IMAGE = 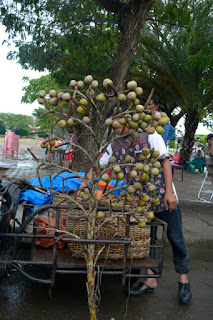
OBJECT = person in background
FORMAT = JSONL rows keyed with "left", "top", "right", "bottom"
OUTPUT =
{"left": 204, "top": 133, "right": 213, "bottom": 176}
{"left": 147, "top": 95, "right": 175, "bottom": 147}
{"left": 193, "top": 149, "right": 204, "bottom": 160}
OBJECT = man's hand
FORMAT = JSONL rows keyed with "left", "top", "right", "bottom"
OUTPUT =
{"left": 164, "top": 191, "right": 178, "bottom": 212}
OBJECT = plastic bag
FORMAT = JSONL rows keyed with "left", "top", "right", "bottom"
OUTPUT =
{"left": 35, "top": 217, "right": 66, "bottom": 249}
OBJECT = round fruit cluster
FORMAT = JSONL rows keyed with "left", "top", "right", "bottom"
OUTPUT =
{"left": 38, "top": 76, "right": 170, "bottom": 227}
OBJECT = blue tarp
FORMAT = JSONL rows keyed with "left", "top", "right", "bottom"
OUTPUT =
{"left": 19, "top": 172, "right": 124, "bottom": 207}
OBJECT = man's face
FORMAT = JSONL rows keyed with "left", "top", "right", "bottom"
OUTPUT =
{"left": 147, "top": 99, "right": 159, "bottom": 111}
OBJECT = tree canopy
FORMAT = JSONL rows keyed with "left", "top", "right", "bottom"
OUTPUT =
{"left": 0, "top": 113, "right": 34, "bottom": 136}
{"left": 1, "top": 0, "right": 212, "bottom": 162}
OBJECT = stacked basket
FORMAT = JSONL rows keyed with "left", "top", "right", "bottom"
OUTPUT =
{"left": 52, "top": 193, "right": 150, "bottom": 260}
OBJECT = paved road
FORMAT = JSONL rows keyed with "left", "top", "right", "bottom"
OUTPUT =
{"left": 0, "top": 259, "right": 212, "bottom": 320}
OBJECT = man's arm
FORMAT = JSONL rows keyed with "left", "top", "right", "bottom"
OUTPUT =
{"left": 77, "top": 168, "right": 93, "bottom": 196}
{"left": 162, "top": 158, "right": 178, "bottom": 212}
{"left": 209, "top": 138, "right": 213, "bottom": 157}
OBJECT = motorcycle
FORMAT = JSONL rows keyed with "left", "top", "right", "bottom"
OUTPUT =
{"left": 0, "top": 179, "right": 49, "bottom": 253}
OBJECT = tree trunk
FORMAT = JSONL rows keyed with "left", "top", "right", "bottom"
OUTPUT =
{"left": 179, "top": 114, "right": 199, "bottom": 165}
{"left": 109, "top": 0, "right": 154, "bottom": 94}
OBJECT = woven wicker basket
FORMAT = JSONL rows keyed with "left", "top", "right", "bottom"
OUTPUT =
{"left": 52, "top": 193, "right": 130, "bottom": 218}
{"left": 66, "top": 209, "right": 150, "bottom": 260}
{"left": 52, "top": 193, "right": 77, "bottom": 218}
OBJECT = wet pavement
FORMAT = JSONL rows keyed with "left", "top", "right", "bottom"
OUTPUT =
{"left": 0, "top": 260, "right": 212, "bottom": 320}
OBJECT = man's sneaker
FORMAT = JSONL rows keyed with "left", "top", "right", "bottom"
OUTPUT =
{"left": 178, "top": 282, "right": 192, "bottom": 304}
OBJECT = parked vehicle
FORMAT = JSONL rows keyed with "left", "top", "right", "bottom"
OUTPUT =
{"left": 0, "top": 179, "right": 167, "bottom": 287}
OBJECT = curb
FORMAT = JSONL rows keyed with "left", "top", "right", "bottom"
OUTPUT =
{"left": 179, "top": 199, "right": 213, "bottom": 214}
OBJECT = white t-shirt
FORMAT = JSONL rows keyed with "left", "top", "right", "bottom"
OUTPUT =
{"left": 100, "top": 131, "right": 167, "bottom": 167}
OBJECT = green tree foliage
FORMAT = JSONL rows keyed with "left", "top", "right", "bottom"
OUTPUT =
{"left": 131, "top": 0, "right": 213, "bottom": 163}
{"left": 0, "top": 0, "right": 154, "bottom": 91}
{"left": 0, "top": 120, "right": 6, "bottom": 135}
{"left": 0, "top": 113, "right": 34, "bottom": 136}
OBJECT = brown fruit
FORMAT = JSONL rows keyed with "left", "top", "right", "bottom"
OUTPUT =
{"left": 80, "top": 98, "right": 88, "bottom": 106}
{"left": 125, "top": 155, "right": 132, "bottom": 162}
{"left": 127, "top": 186, "right": 136, "bottom": 194}
{"left": 113, "top": 165, "right": 121, "bottom": 173}
{"left": 133, "top": 98, "right": 140, "bottom": 106}
{"left": 67, "top": 118, "right": 74, "bottom": 126}
{"left": 152, "top": 111, "right": 161, "bottom": 120}
{"left": 148, "top": 184, "right": 156, "bottom": 192}
{"left": 97, "top": 211, "right": 105, "bottom": 218}
{"left": 120, "top": 190, "right": 127, "bottom": 197}
{"left": 37, "top": 98, "right": 45, "bottom": 104}
{"left": 135, "top": 162, "right": 144, "bottom": 171}
{"left": 138, "top": 220, "right": 146, "bottom": 228}
{"left": 57, "top": 92, "right": 64, "bottom": 100}
{"left": 127, "top": 91, "right": 136, "bottom": 100}
{"left": 153, "top": 161, "right": 161, "bottom": 169}
{"left": 139, "top": 153, "right": 148, "bottom": 161}
{"left": 156, "top": 126, "right": 165, "bottom": 134}
{"left": 70, "top": 80, "right": 77, "bottom": 87}
{"left": 152, "top": 150, "right": 160, "bottom": 158}
{"left": 49, "top": 89, "right": 57, "bottom": 98}
{"left": 127, "top": 80, "right": 137, "bottom": 90}
{"left": 62, "top": 93, "right": 71, "bottom": 101}
{"left": 105, "top": 118, "right": 113, "bottom": 126}
{"left": 117, "top": 172, "right": 124, "bottom": 180}
{"left": 38, "top": 90, "right": 46, "bottom": 98}
{"left": 96, "top": 93, "right": 105, "bottom": 102}
{"left": 103, "top": 78, "right": 113, "bottom": 88}
{"left": 50, "top": 97, "right": 58, "bottom": 106}
{"left": 135, "top": 87, "right": 143, "bottom": 96}
{"left": 158, "top": 117, "right": 169, "bottom": 126}
{"left": 77, "top": 106, "right": 86, "bottom": 114}
{"left": 112, "top": 120, "right": 120, "bottom": 129}
{"left": 139, "top": 122, "right": 148, "bottom": 130}
{"left": 132, "top": 132, "right": 140, "bottom": 140}
{"left": 40, "top": 142, "right": 48, "bottom": 148}
{"left": 136, "top": 104, "right": 144, "bottom": 113}
{"left": 151, "top": 168, "right": 159, "bottom": 176}
{"left": 152, "top": 197, "right": 160, "bottom": 205}
{"left": 133, "top": 113, "right": 140, "bottom": 122}
{"left": 142, "top": 147, "right": 150, "bottom": 156}
{"left": 134, "top": 182, "right": 142, "bottom": 190}
{"left": 77, "top": 81, "right": 84, "bottom": 89}
{"left": 136, "top": 206, "right": 144, "bottom": 214}
{"left": 146, "top": 125, "right": 155, "bottom": 134}
{"left": 49, "top": 140, "right": 55, "bottom": 146}
{"left": 130, "top": 170, "right": 138, "bottom": 179}
{"left": 82, "top": 116, "right": 90, "bottom": 124}
{"left": 118, "top": 118, "right": 127, "bottom": 125}
{"left": 146, "top": 211, "right": 155, "bottom": 220}
{"left": 144, "top": 114, "right": 152, "bottom": 122}
{"left": 58, "top": 119, "right": 67, "bottom": 128}
{"left": 84, "top": 75, "right": 93, "bottom": 83}
{"left": 91, "top": 80, "right": 98, "bottom": 88}
{"left": 117, "top": 93, "right": 127, "bottom": 101}
{"left": 101, "top": 173, "right": 111, "bottom": 183}
{"left": 126, "top": 194, "right": 135, "bottom": 202}
{"left": 109, "top": 156, "right": 116, "bottom": 163}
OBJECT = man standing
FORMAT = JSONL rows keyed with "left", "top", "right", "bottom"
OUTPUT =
{"left": 147, "top": 95, "right": 175, "bottom": 147}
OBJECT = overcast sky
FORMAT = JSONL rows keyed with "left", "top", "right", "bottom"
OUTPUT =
{"left": 0, "top": 26, "right": 211, "bottom": 135}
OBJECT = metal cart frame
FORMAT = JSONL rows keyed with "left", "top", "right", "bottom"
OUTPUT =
{"left": 0, "top": 203, "right": 167, "bottom": 287}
